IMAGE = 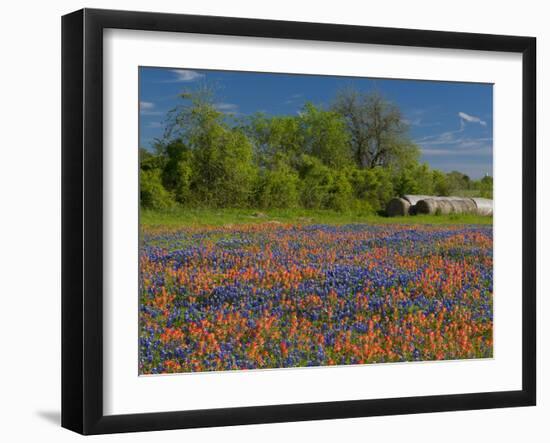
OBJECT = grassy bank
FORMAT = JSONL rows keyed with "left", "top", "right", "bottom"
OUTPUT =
{"left": 141, "top": 207, "right": 493, "bottom": 227}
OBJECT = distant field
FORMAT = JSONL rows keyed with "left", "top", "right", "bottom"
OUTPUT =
{"left": 141, "top": 207, "right": 493, "bottom": 227}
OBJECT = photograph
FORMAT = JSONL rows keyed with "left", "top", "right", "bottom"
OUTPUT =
{"left": 0, "top": 0, "right": 543, "bottom": 439}
{"left": 138, "top": 67, "right": 494, "bottom": 375}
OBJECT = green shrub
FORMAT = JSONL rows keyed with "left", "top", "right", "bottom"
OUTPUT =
{"left": 432, "top": 170, "right": 450, "bottom": 196}
{"left": 351, "top": 198, "right": 375, "bottom": 215}
{"left": 326, "top": 172, "right": 354, "bottom": 211}
{"left": 161, "top": 141, "right": 194, "bottom": 205}
{"left": 297, "top": 155, "right": 333, "bottom": 209}
{"left": 140, "top": 169, "right": 174, "bottom": 209}
{"left": 393, "top": 168, "right": 421, "bottom": 196}
{"left": 192, "top": 127, "right": 257, "bottom": 207}
{"left": 257, "top": 165, "right": 300, "bottom": 209}
{"left": 348, "top": 167, "right": 394, "bottom": 212}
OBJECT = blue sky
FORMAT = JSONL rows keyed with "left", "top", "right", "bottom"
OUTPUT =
{"left": 139, "top": 67, "right": 493, "bottom": 179}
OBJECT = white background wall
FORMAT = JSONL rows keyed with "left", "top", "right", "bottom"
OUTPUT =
{"left": 0, "top": 0, "right": 546, "bottom": 441}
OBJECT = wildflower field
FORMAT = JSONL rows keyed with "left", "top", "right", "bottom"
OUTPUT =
{"left": 139, "top": 222, "right": 493, "bottom": 374}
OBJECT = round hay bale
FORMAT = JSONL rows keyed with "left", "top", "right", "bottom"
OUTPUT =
{"left": 411, "top": 196, "right": 490, "bottom": 216}
{"left": 386, "top": 197, "right": 411, "bottom": 217}
{"left": 463, "top": 199, "right": 478, "bottom": 213}
{"left": 448, "top": 199, "right": 462, "bottom": 213}
{"left": 403, "top": 195, "right": 432, "bottom": 206}
{"left": 416, "top": 198, "right": 438, "bottom": 215}
{"left": 437, "top": 199, "right": 453, "bottom": 215}
{"left": 417, "top": 197, "right": 479, "bottom": 215}
{"left": 471, "top": 198, "right": 493, "bottom": 216}
{"left": 448, "top": 199, "right": 477, "bottom": 214}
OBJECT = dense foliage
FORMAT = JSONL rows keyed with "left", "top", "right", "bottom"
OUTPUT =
{"left": 140, "top": 88, "right": 493, "bottom": 212}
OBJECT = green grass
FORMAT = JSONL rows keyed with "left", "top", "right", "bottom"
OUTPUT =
{"left": 141, "top": 207, "right": 493, "bottom": 227}
{"left": 452, "top": 189, "right": 492, "bottom": 198}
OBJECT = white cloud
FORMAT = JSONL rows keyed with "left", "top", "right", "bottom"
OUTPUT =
{"left": 421, "top": 145, "right": 492, "bottom": 156}
{"left": 403, "top": 117, "right": 422, "bottom": 126}
{"left": 417, "top": 131, "right": 492, "bottom": 147}
{"left": 416, "top": 118, "right": 492, "bottom": 157}
{"left": 458, "top": 111, "right": 487, "bottom": 126}
{"left": 418, "top": 134, "right": 492, "bottom": 157}
{"left": 139, "top": 101, "right": 163, "bottom": 116}
{"left": 402, "top": 108, "right": 442, "bottom": 128}
{"left": 415, "top": 109, "right": 491, "bottom": 156}
{"left": 140, "top": 101, "right": 154, "bottom": 111}
{"left": 168, "top": 69, "right": 204, "bottom": 82}
{"left": 214, "top": 102, "right": 239, "bottom": 113}
{"left": 284, "top": 93, "right": 305, "bottom": 105}
{"left": 416, "top": 128, "right": 463, "bottom": 145}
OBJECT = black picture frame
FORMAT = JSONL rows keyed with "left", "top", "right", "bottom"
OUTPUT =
{"left": 62, "top": 8, "right": 536, "bottom": 435}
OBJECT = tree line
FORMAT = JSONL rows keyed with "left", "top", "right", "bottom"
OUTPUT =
{"left": 140, "top": 86, "right": 493, "bottom": 213}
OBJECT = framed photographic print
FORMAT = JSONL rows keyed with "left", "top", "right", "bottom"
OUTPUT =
{"left": 61, "top": 8, "right": 536, "bottom": 435}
